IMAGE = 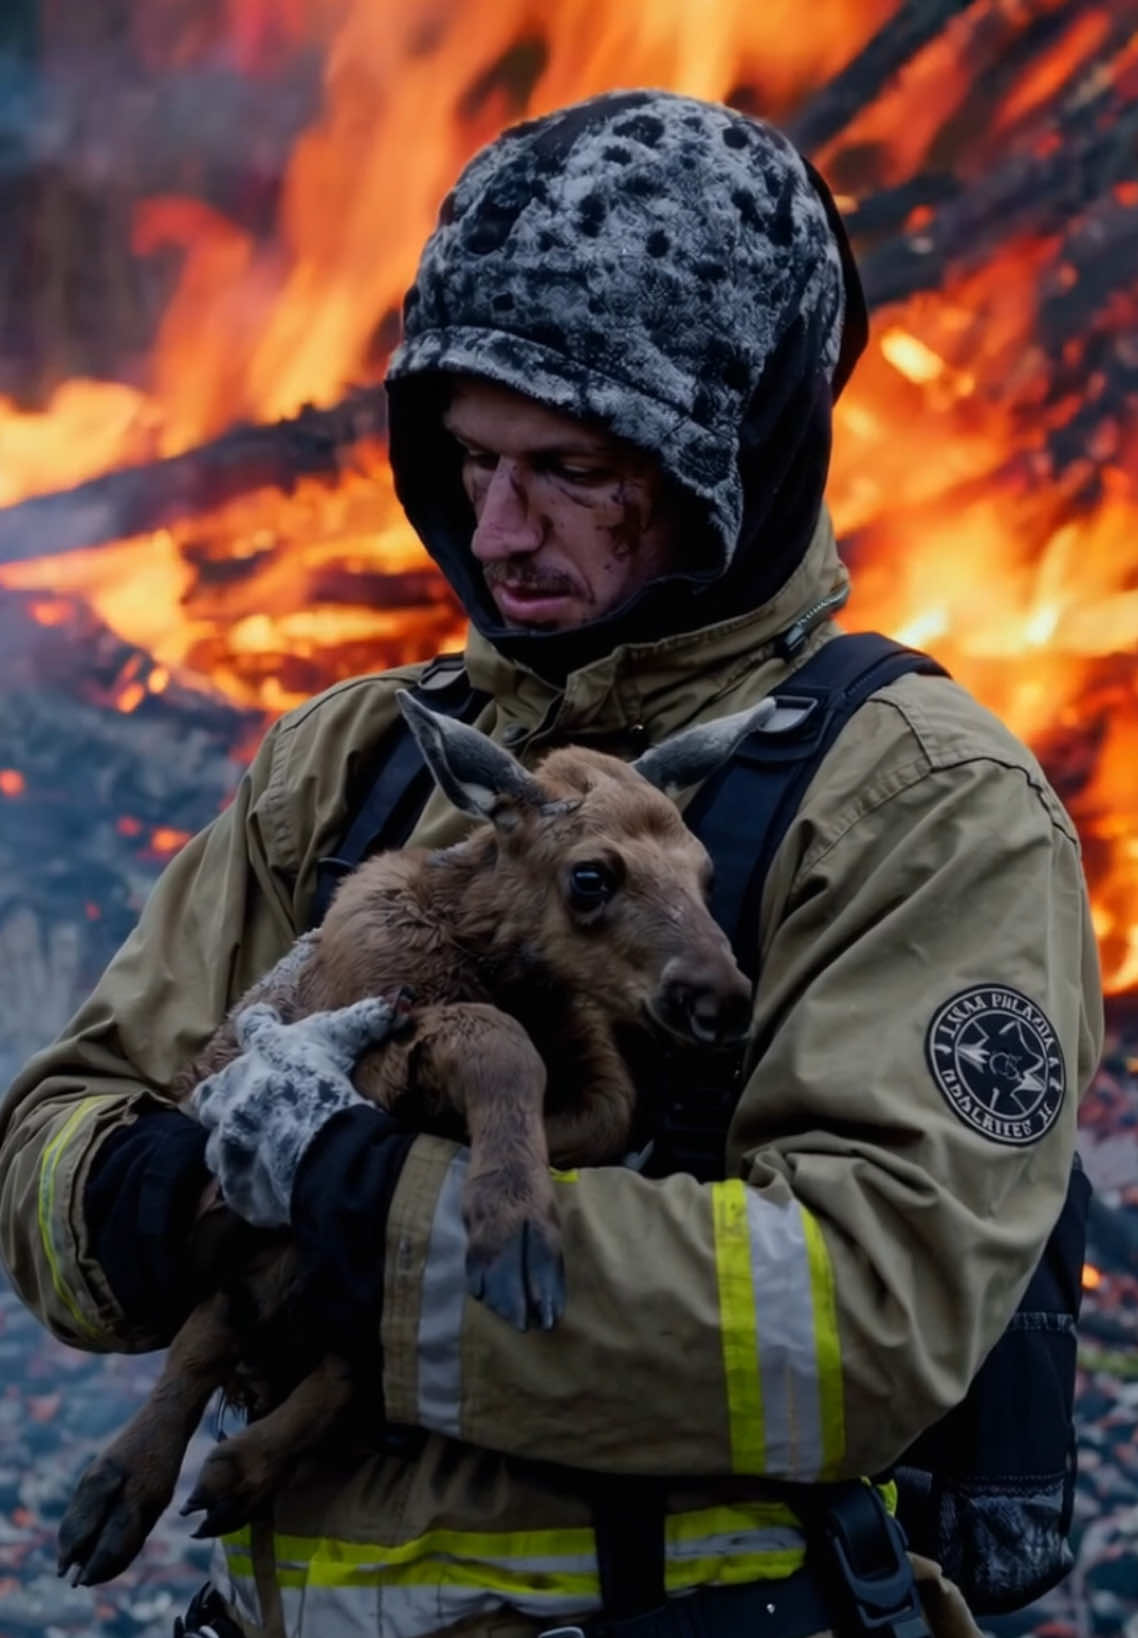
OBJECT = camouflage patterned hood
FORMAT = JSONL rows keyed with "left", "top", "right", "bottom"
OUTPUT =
{"left": 385, "top": 89, "right": 867, "bottom": 677}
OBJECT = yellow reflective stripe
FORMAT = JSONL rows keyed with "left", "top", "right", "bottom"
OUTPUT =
{"left": 221, "top": 1500, "right": 808, "bottom": 1585}
{"left": 37, "top": 1098, "right": 106, "bottom": 1341}
{"left": 222, "top": 1527, "right": 252, "bottom": 1561}
{"left": 667, "top": 1501, "right": 800, "bottom": 1542}
{"left": 279, "top": 1558, "right": 596, "bottom": 1595}
{"left": 712, "top": 1179, "right": 764, "bottom": 1471}
{"left": 223, "top": 1530, "right": 596, "bottom": 1595}
{"left": 667, "top": 1550, "right": 805, "bottom": 1588}
{"left": 223, "top": 1491, "right": 897, "bottom": 1618}
{"left": 224, "top": 1547, "right": 809, "bottom": 1597}
{"left": 550, "top": 1167, "right": 580, "bottom": 1182}
{"left": 801, "top": 1206, "right": 845, "bottom": 1476}
{"left": 267, "top": 1523, "right": 597, "bottom": 1563}
{"left": 225, "top": 1504, "right": 808, "bottom": 1565}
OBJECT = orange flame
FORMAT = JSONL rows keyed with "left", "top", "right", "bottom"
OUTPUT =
{"left": 1082, "top": 1263, "right": 1102, "bottom": 1289}
{"left": 0, "top": 382, "right": 159, "bottom": 507}
{"left": 0, "top": 1, "right": 1136, "bottom": 992}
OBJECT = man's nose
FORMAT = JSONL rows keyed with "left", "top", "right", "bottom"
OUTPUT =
{"left": 470, "top": 461, "right": 544, "bottom": 560}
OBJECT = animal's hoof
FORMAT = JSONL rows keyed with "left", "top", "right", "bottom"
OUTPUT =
{"left": 182, "top": 1491, "right": 253, "bottom": 1540}
{"left": 466, "top": 1220, "right": 566, "bottom": 1331}
{"left": 57, "top": 1455, "right": 161, "bottom": 1586}
{"left": 179, "top": 1442, "right": 272, "bottom": 1538}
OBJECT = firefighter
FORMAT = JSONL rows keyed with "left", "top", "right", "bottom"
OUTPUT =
{"left": 0, "top": 91, "right": 1101, "bottom": 1638}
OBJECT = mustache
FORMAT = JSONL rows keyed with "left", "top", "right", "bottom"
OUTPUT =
{"left": 483, "top": 562, "right": 580, "bottom": 596}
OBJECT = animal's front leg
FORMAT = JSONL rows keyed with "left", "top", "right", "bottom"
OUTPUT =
{"left": 408, "top": 1002, "right": 565, "bottom": 1331}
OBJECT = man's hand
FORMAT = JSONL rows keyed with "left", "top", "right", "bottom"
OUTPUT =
{"left": 191, "top": 997, "right": 403, "bottom": 1228}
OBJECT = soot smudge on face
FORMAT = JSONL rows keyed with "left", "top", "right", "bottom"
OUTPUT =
{"left": 542, "top": 469, "right": 655, "bottom": 562}
{"left": 604, "top": 479, "right": 648, "bottom": 563}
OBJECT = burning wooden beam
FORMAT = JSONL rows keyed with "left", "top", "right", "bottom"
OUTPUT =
{"left": 0, "top": 386, "right": 386, "bottom": 565}
{"left": 857, "top": 93, "right": 1138, "bottom": 306}
{"left": 789, "top": 0, "right": 976, "bottom": 154}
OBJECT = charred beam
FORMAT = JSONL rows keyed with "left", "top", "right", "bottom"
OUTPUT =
{"left": 788, "top": 0, "right": 977, "bottom": 155}
{"left": 858, "top": 96, "right": 1138, "bottom": 308}
{"left": 845, "top": 171, "right": 960, "bottom": 241}
{"left": 0, "top": 386, "right": 387, "bottom": 564}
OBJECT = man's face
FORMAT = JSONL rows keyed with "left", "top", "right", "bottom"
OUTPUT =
{"left": 443, "top": 377, "right": 685, "bottom": 632}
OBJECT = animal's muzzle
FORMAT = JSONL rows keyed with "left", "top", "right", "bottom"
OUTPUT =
{"left": 657, "top": 956, "right": 753, "bottom": 1047}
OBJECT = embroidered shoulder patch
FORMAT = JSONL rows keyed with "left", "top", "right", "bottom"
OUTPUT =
{"left": 925, "top": 985, "right": 1065, "bottom": 1146}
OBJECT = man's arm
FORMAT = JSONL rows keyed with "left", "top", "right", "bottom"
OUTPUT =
{"left": 0, "top": 718, "right": 298, "bottom": 1351}
{"left": 376, "top": 751, "right": 1102, "bottom": 1481}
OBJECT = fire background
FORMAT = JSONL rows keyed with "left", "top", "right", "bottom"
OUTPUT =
{"left": 0, "top": 1, "right": 1137, "bottom": 1633}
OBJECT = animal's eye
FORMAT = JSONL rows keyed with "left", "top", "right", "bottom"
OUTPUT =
{"left": 567, "top": 861, "right": 618, "bottom": 913}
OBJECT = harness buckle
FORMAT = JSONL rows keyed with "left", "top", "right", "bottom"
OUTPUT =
{"left": 173, "top": 1583, "right": 244, "bottom": 1638}
{"left": 823, "top": 1487, "right": 931, "bottom": 1638}
{"left": 759, "top": 694, "right": 820, "bottom": 736}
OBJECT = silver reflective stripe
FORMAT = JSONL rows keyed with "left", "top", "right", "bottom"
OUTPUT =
{"left": 208, "top": 1539, "right": 234, "bottom": 1604}
{"left": 744, "top": 1193, "right": 825, "bottom": 1480}
{"left": 668, "top": 1522, "right": 804, "bottom": 1563}
{"left": 277, "top": 1582, "right": 590, "bottom": 1638}
{"left": 210, "top": 1537, "right": 259, "bottom": 1628}
{"left": 280, "top": 1584, "right": 377, "bottom": 1635}
{"left": 416, "top": 1151, "right": 469, "bottom": 1438}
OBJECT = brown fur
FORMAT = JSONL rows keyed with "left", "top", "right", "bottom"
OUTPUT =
{"left": 58, "top": 741, "right": 752, "bottom": 1586}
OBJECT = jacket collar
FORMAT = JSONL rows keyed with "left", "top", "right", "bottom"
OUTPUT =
{"left": 462, "top": 509, "right": 849, "bottom": 744}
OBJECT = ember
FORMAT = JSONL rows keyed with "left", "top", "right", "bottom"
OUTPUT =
{"left": 148, "top": 826, "right": 192, "bottom": 857}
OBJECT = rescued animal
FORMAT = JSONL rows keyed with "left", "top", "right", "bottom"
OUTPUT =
{"left": 58, "top": 690, "right": 773, "bottom": 1587}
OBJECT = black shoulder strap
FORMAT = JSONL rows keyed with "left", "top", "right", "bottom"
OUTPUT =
{"left": 591, "top": 637, "right": 947, "bottom": 1618}
{"left": 683, "top": 632, "right": 948, "bottom": 979}
{"left": 307, "top": 658, "right": 490, "bottom": 930}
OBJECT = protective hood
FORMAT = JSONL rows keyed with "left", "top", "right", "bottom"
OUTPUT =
{"left": 386, "top": 89, "right": 867, "bottom": 679}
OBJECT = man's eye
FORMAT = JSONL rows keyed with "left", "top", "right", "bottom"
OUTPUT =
{"left": 464, "top": 451, "right": 498, "bottom": 473}
{"left": 549, "top": 463, "right": 610, "bottom": 485}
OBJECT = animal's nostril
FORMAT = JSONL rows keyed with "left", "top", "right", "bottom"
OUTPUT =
{"left": 665, "top": 980, "right": 752, "bottom": 1044}
{"left": 692, "top": 992, "right": 721, "bottom": 1029}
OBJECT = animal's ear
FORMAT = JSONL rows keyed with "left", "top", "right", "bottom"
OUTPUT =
{"left": 397, "top": 691, "right": 546, "bottom": 822}
{"left": 630, "top": 697, "right": 812, "bottom": 798}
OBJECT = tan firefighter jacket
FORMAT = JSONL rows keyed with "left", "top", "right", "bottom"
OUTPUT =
{"left": 0, "top": 514, "right": 1104, "bottom": 1638}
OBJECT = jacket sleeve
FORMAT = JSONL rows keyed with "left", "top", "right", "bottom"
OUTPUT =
{"left": 379, "top": 750, "right": 1103, "bottom": 1481}
{"left": 0, "top": 719, "right": 298, "bottom": 1352}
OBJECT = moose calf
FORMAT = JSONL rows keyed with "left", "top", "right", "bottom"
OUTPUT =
{"left": 58, "top": 690, "right": 770, "bottom": 1587}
